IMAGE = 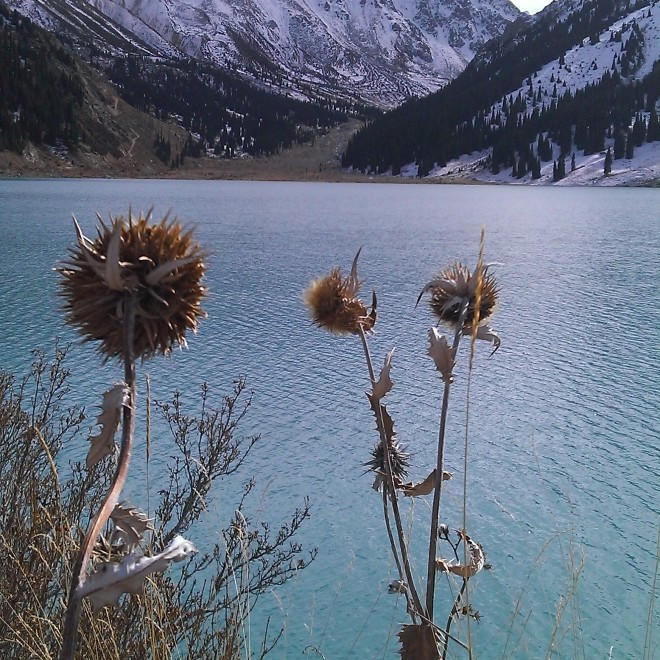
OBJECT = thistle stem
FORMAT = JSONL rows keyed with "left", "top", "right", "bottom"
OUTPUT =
{"left": 441, "top": 579, "right": 468, "bottom": 660}
{"left": 357, "top": 326, "right": 423, "bottom": 617}
{"left": 60, "top": 295, "right": 137, "bottom": 660}
{"left": 425, "top": 301, "right": 469, "bottom": 621}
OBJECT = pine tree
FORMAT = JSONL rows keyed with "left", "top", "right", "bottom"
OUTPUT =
{"left": 558, "top": 155, "right": 566, "bottom": 179}
{"left": 614, "top": 130, "right": 626, "bottom": 158}
{"left": 604, "top": 147, "right": 612, "bottom": 174}
{"left": 647, "top": 109, "right": 660, "bottom": 142}
{"left": 571, "top": 153, "right": 576, "bottom": 171}
{"left": 625, "top": 135, "right": 635, "bottom": 159}
{"left": 632, "top": 113, "right": 646, "bottom": 146}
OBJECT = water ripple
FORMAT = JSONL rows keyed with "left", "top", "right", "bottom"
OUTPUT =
{"left": 1, "top": 180, "right": 658, "bottom": 658}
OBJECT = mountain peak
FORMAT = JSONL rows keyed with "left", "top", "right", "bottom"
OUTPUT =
{"left": 9, "top": 0, "right": 520, "bottom": 107}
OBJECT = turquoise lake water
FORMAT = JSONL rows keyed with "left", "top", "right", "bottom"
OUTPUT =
{"left": 0, "top": 179, "right": 658, "bottom": 658}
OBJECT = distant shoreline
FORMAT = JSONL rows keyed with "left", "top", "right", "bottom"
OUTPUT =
{"left": 2, "top": 117, "right": 658, "bottom": 187}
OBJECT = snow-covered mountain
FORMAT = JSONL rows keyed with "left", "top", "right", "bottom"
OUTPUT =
{"left": 342, "top": 0, "right": 660, "bottom": 185}
{"left": 432, "top": 2, "right": 660, "bottom": 185}
{"left": 8, "top": 0, "right": 520, "bottom": 107}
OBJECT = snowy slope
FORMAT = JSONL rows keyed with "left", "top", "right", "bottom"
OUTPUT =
{"left": 482, "top": 3, "right": 660, "bottom": 122}
{"left": 420, "top": 2, "right": 660, "bottom": 185}
{"left": 5, "top": 0, "right": 179, "bottom": 56}
{"left": 10, "top": 0, "right": 520, "bottom": 107}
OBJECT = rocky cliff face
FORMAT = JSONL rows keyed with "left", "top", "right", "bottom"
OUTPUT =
{"left": 11, "top": 0, "right": 519, "bottom": 107}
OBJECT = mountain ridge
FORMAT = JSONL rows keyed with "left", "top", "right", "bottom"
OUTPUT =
{"left": 7, "top": 0, "right": 520, "bottom": 107}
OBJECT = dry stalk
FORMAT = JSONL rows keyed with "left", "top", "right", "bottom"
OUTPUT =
{"left": 425, "top": 300, "right": 468, "bottom": 621}
{"left": 60, "top": 295, "right": 137, "bottom": 659}
{"left": 358, "top": 325, "right": 424, "bottom": 618}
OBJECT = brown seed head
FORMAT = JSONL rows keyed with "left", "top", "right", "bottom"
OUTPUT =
{"left": 303, "top": 249, "right": 376, "bottom": 335}
{"left": 58, "top": 210, "right": 206, "bottom": 360}
{"left": 421, "top": 261, "right": 498, "bottom": 329}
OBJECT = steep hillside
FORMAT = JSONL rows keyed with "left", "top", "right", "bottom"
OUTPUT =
{"left": 0, "top": 2, "right": 177, "bottom": 173}
{"left": 342, "top": 0, "right": 660, "bottom": 184}
{"left": 7, "top": 0, "right": 520, "bottom": 107}
{"left": 0, "top": 2, "right": 355, "bottom": 175}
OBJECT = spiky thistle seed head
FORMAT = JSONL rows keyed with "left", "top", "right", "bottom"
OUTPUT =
{"left": 303, "top": 248, "right": 376, "bottom": 335}
{"left": 58, "top": 210, "right": 206, "bottom": 360}
{"left": 420, "top": 261, "right": 498, "bottom": 329}
{"left": 366, "top": 437, "right": 410, "bottom": 484}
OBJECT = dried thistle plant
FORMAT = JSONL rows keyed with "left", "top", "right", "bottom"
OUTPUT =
{"left": 303, "top": 247, "right": 376, "bottom": 335}
{"left": 303, "top": 233, "right": 501, "bottom": 659}
{"left": 418, "top": 261, "right": 498, "bottom": 330}
{"left": 304, "top": 251, "right": 424, "bottom": 618}
{"left": 59, "top": 210, "right": 206, "bottom": 360}
{"left": 57, "top": 209, "right": 207, "bottom": 659}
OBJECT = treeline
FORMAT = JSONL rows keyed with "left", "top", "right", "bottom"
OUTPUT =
{"left": 342, "top": 0, "right": 655, "bottom": 175}
{"left": 0, "top": 0, "right": 372, "bottom": 165}
{"left": 0, "top": 3, "right": 85, "bottom": 152}
{"left": 107, "top": 56, "right": 363, "bottom": 160}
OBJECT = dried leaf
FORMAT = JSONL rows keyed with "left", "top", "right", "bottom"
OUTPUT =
{"left": 110, "top": 504, "right": 154, "bottom": 552}
{"left": 398, "top": 469, "right": 453, "bottom": 497}
{"left": 427, "top": 328, "right": 455, "bottom": 382}
{"left": 462, "top": 323, "right": 501, "bottom": 355}
{"left": 78, "top": 535, "right": 197, "bottom": 610}
{"left": 372, "top": 471, "right": 385, "bottom": 491}
{"left": 435, "top": 558, "right": 452, "bottom": 572}
{"left": 398, "top": 624, "right": 441, "bottom": 660}
{"left": 86, "top": 384, "right": 129, "bottom": 469}
{"left": 365, "top": 397, "right": 396, "bottom": 444}
{"left": 369, "top": 350, "right": 395, "bottom": 403}
{"left": 436, "top": 531, "right": 485, "bottom": 579}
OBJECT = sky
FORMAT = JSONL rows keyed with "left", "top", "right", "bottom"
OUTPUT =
{"left": 511, "top": 0, "right": 553, "bottom": 14}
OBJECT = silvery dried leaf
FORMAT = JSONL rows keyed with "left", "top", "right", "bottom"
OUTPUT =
{"left": 398, "top": 469, "right": 453, "bottom": 497}
{"left": 462, "top": 324, "right": 501, "bottom": 355}
{"left": 435, "top": 558, "right": 452, "bottom": 572}
{"left": 110, "top": 504, "right": 154, "bottom": 553}
{"left": 369, "top": 349, "right": 395, "bottom": 403}
{"left": 78, "top": 535, "right": 197, "bottom": 610}
{"left": 372, "top": 471, "right": 385, "bottom": 491}
{"left": 427, "top": 328, "right": 455, "bottom": 382}
{"left": 87, "top": 383, "right": 129, "bottom": 469}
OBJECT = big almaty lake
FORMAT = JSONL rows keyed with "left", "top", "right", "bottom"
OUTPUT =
{"left": 0, "top": 179, "right": 658, "bottom": 658}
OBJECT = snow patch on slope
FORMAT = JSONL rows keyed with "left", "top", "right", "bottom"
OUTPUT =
{"left": 417, "top": 2, "right": 660, "bottom": 185}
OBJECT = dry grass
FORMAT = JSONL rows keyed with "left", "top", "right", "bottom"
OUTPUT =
{"left": 0, "top": 348, "right": 315, "bottom": 659}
